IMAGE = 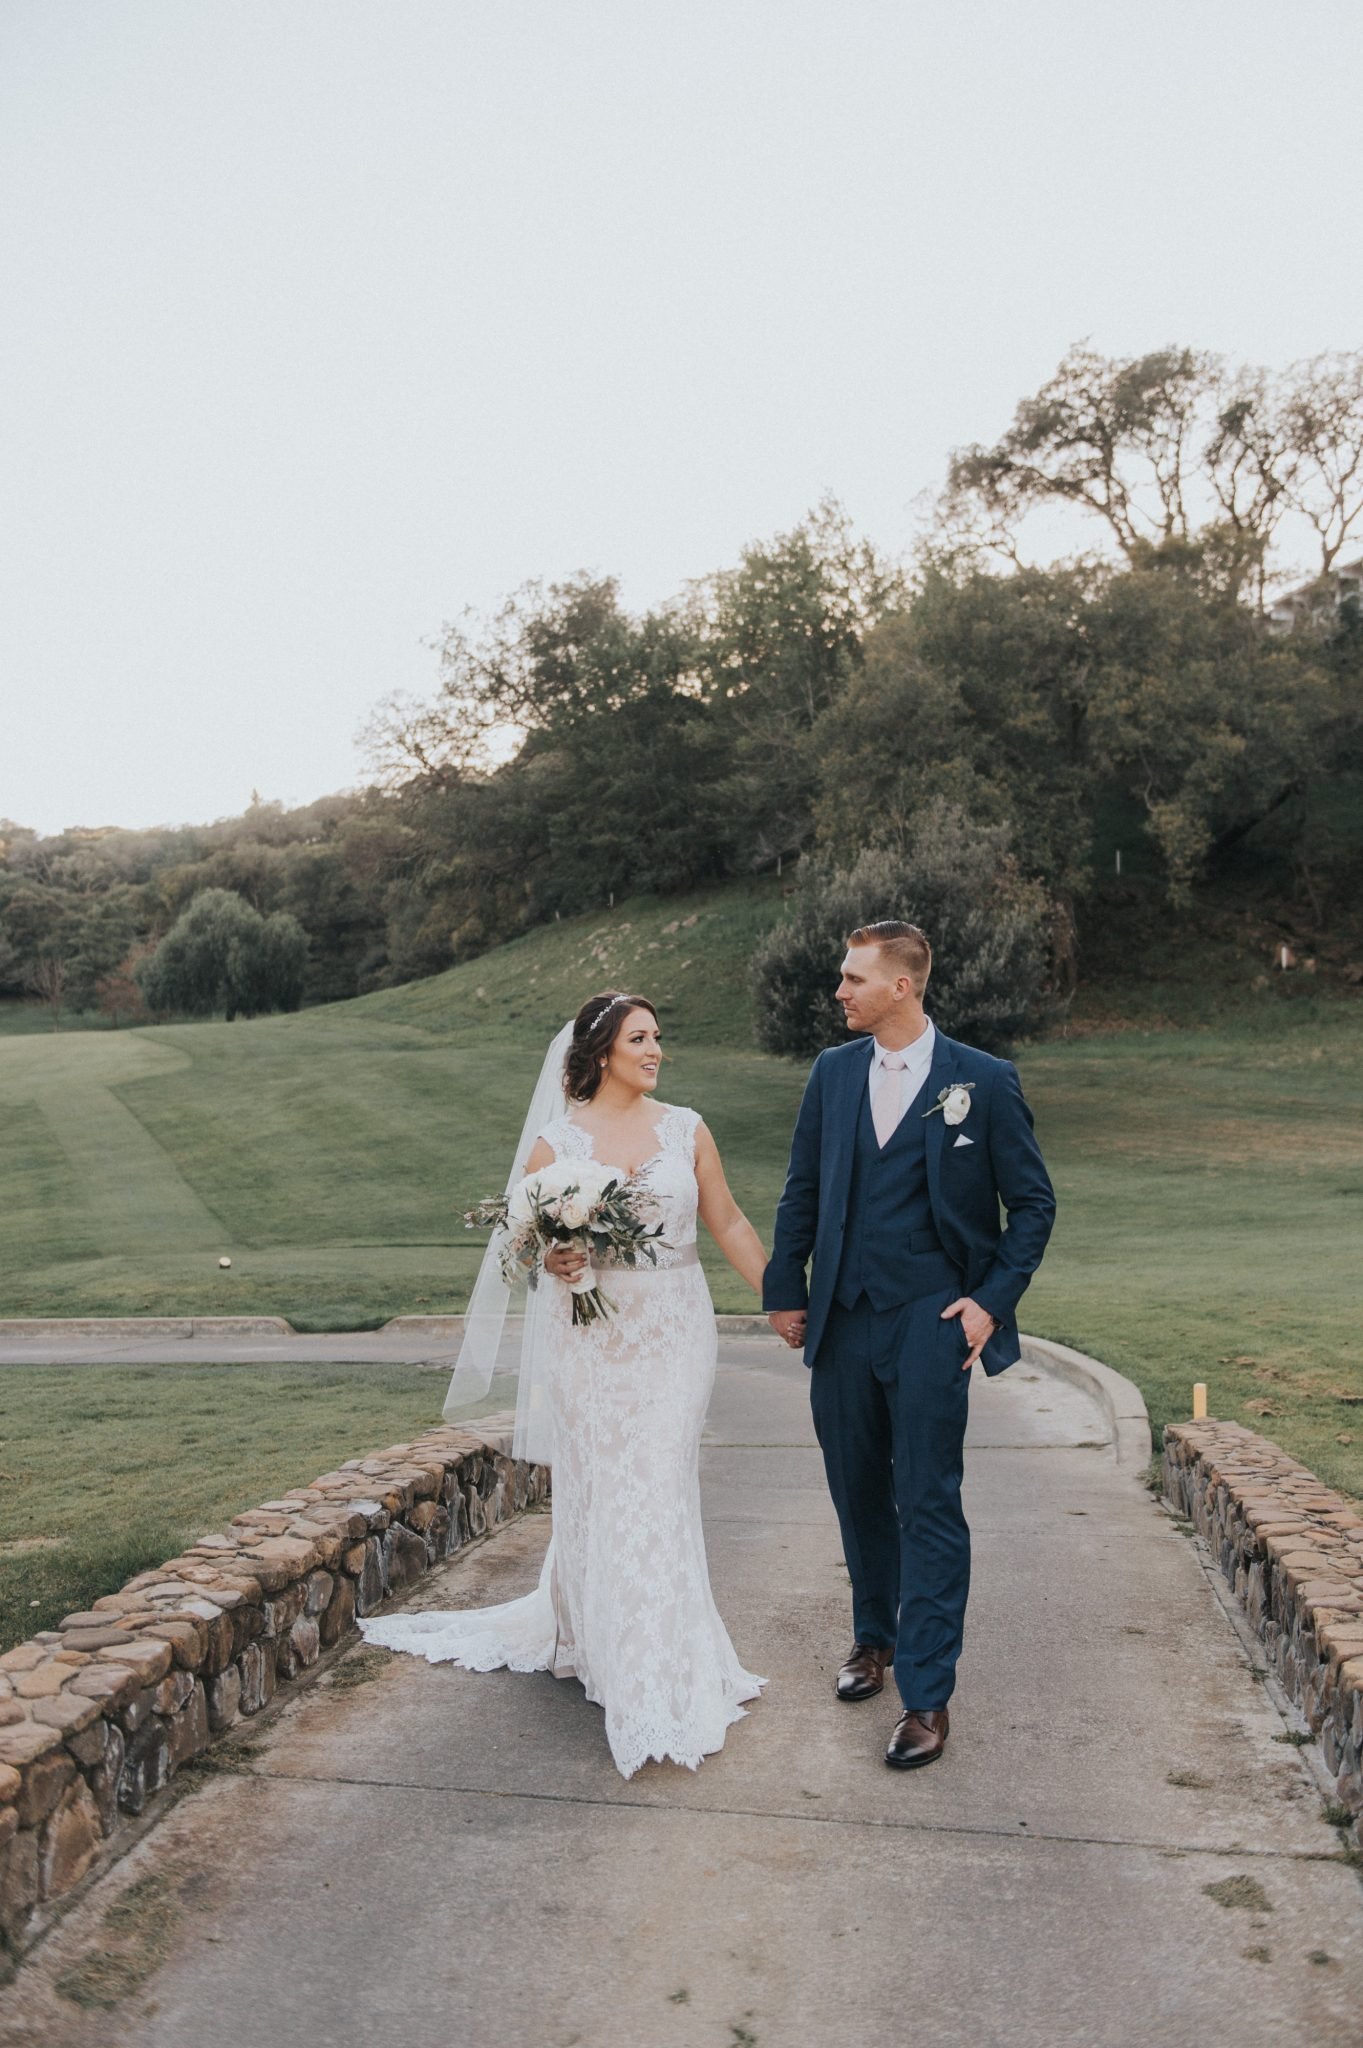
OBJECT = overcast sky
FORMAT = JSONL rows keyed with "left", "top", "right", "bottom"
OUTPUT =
{"left": 3, "top": 0, "right": 1361, "bottom": 837}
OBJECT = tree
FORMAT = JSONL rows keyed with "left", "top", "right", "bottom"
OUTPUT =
{"left": 1204, "top": 366, "right": 1297, "bottom": 611}
{"left": 814, "top": 569, "right": 1100, "bottom": 888}
{"left": 943, "top": 344, "right": 1218, "bottom": 563}
{"left": 941, "top": 343, "right": 1363, "bottom": 599}
{"left": 137, "top": 890, "right": 308, "bottom": 1021}
{"left": 233, "top": 906, "right": 309, "bottom": 1018}
{"left": 23, "top": 954, "right": 68, "bottom": 1029}
{"left": 1083, "top": 555, "right": 1328, "bottom": 898}
{"left": 814, "top": 553, "right": 1337, "bottom": 921}
{"left": 0, "top": 794, "right": 393, "bottom": 1014}
{"left": 811, "top": 565, "right": 1105, "bottom": 992}
{"left": 365, "top": 575, "right": 748, "bottom": 953}
{"left": 95, "top": 943, "right": 151, "bottom": 1027}
{"left": 365, "top": 574, "right": 673, "bottom": 791}
{"left": 688, "top": 498, "right": 906, "bottom": 867}
{"left": 354, "top": 502, "right": 910, "bottom": 962}
{"left": 1281, "top": 351, "right": 1363, "bottom": 571}
{"left": 750, "top": 805, "right": 1051, "bottom": 1059}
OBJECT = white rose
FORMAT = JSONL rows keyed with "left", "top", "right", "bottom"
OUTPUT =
{"left": 557, "top": 1193, "right": 591, "bottom": 1229}
{"left": 942, "top": 1086, "right": 973, "bottom": 1127}
{"left": 507, "top": 1176, "right": 537, "bottom": 1226}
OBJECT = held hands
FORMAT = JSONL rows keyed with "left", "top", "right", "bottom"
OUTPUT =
{"left": 770, "top": 1300, "right": 994, "bottom": 1362}
{"left": 941, "top": 1295, "right": 997, "bottom": 1370}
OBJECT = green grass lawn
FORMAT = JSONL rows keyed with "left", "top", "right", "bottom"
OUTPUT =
{"left": 0, "top": 1362, "right": 450, "bottom": 1652}
{"left": 2, "top": 868, "right": 1361, "bottom": 1607}
{"left": 0, "top": 1002, "right": 110, "bottom": 1037}
{"left": 1020, "top": 1010, "right": 1363, "bottom": 1499}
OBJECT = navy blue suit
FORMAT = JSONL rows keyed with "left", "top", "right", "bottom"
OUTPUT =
{"left": 763, "top": 1028, "right": 1055, "bottom": 1711}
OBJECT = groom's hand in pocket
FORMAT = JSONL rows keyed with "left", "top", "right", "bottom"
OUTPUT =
{"left": 768, "top": 1310, "right": 807, "bottom": 1350}
{"left": 941, "top": 1296, "right": 996, "bottom": 1369}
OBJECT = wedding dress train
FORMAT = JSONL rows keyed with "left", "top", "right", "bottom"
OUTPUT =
{"left": 359, "top": 1103, "right": 764, "bottom": 1778}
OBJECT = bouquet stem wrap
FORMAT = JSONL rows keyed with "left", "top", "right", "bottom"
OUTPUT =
{"left": 565, "top": 1260, "right": 617, "bottom": 1325}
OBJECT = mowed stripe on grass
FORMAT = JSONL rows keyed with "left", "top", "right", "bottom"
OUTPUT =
{"left": 31, "top": 1080, "right": 225, "bottom": 1255}
{"left": 0, "top": 1031, "right": 222, "bottom": 1258}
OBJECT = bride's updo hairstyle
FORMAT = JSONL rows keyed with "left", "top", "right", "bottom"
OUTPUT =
{"left": 564, "top": 991, "right": 660, "bottom": 1104}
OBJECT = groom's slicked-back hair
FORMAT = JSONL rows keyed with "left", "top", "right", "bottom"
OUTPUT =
{"left": 847, "top": 920, "right": 931, "bottom": 995}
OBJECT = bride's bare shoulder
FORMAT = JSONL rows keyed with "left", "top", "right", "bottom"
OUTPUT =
{"left": 523, "top": 1134, "right": 557, "bottom": 1173}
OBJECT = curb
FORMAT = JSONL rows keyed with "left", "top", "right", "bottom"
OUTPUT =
{"left": 0, "top": 1312, "right": 782, "bottom": 1341}
{"left": 0, "top": 1315, "right": 295, "bottom": 1338}
{"left": 1018, "top": 1333, "right": 1152, "bottom": 1470}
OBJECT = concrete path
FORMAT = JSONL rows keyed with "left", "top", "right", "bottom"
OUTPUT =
{"left": 5, "top": 1340, "right": 1363, "bottom": 2048}
{"left": 0, "top": 1325, "right": 465, "bottom": 1367}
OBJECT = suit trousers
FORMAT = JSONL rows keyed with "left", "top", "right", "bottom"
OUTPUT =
{"left": 810, "top": 1268, "right": 972, "bottom": 1712}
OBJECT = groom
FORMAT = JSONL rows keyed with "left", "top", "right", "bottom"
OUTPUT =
{"left": 764, "top": 920, "right": 1055, "bottom": 1770}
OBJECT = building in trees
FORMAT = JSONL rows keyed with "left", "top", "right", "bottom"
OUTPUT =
{"left": 1269, "top": 556, "right": 1363, "bottom": 634}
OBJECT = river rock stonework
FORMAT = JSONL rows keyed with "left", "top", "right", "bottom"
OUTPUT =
{"left": 0, "top": 1422, "right": 547, "bottom": 1959}
{"left": 1163, "top": 1419, "right": 1363, "bottom": 1843}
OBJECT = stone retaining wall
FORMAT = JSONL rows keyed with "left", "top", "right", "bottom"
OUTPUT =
{"left": 1163, "top": 1419, "right": 1363, "bottom": 1843}
{"left": 0, "top": 1422, "right": 547, "bottom": 1957}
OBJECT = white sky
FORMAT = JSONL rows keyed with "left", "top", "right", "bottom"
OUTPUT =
{"left": 3, "top": 0, "right": 1361, "bottom": 837}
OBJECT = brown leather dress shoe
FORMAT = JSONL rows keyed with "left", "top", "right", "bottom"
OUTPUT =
{"left": 885, "top": 1709, "right": 949, "bottom": 1769}
{"left": 835, "top": 1643, "right": 893, "bottom": 1702}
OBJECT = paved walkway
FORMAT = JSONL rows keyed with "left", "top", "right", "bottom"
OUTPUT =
{"left": 0, "top": 1324, "right": 469, "bottom": 1367}
{"left": 5, "top": 1340, "right": 1363, "bottom": 2048}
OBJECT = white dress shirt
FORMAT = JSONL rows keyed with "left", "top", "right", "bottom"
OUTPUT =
{"left": 868, "top": 1018, "right": 936, "bottom": 1142}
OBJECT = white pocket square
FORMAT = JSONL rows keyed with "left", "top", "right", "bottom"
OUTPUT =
{"left": 952, "top": 1133, "right": 974, "bottom": 1148}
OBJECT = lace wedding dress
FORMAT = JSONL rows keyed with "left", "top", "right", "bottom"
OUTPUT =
{"left": 359, "top": 1102, "right": 764, "bottom": 1779}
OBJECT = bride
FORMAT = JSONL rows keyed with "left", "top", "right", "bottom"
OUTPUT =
{"left": 359, "top": 989, "right": 769, "bottom": 1779}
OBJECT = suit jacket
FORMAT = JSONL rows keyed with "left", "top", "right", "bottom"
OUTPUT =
{"left": 763, "top": 1028, "right": 1056, "bottom": 1373}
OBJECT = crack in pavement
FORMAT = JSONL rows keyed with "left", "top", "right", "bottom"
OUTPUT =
{"left": 227, "top": 1763, "right": 1347, "bottom": 1864}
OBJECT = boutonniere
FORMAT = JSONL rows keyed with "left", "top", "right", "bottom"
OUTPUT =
{"left": 923, "top": 1083, "right": 974, "bottom": 1126}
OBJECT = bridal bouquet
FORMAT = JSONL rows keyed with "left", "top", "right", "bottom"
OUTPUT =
{"left": 464, "top": 1160, "right": 669, "bottom": 1327}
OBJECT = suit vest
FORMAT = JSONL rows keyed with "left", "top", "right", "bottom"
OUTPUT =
{"left": 833, "top": 1071, "right": 945, "bottom": 1311}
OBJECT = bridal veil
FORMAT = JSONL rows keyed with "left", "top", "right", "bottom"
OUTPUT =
{"left": 442, "top": 1020, "right": 573, "bottom": 1464}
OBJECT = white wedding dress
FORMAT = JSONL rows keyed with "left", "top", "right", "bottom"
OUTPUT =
{"left": 359, "top": 1102, "right": 764, "bottom": 1779}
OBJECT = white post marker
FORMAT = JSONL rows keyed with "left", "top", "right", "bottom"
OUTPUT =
{"left": 1192, "top": 1382, "right": 1208, "bottom": 1419}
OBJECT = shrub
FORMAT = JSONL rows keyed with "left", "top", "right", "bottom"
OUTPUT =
{"left": 750, "top": 800, "right": 1050, "bottom": 1057}
{"left": 137, "top": 889, "right": 308, "bottom": 1021}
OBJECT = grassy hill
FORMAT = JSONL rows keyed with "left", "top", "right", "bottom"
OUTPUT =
{"left": 345, "top": 871, "right": 789, "bottom": 1045}
{"left": 2, "top": 867, "right": 1362, "bottom": 1499}
{"left": 0, "top": 875, "right": 803, "bottom": 1331}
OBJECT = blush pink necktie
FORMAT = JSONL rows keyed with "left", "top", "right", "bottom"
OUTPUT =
{"left": 873, "top": 1052, "right": 908, "bottom": 1148}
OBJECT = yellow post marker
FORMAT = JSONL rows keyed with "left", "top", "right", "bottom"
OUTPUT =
{"left": 1192, "top": 1382, "right": 1208, "bottom": 1420}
